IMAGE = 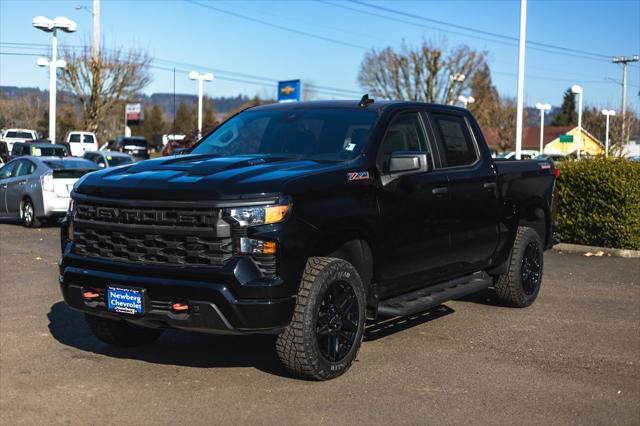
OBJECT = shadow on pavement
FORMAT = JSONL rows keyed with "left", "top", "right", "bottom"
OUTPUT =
{"left": 455, "top": 287, "right": 504, "bottom": 307}
{"left": 47, "top": 301, "right": 288, "bottom": 377}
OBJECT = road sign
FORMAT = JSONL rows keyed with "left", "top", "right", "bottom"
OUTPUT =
{"left": 559, "top": 134, "right": 573, "bottom": 143}
{"left": 278, "top": 80, "right": 301, "bottom": 102}
{"left": 126, "top": 103, "right": 144, "bottom": 126}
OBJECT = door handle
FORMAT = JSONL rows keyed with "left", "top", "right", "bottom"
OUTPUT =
{"left": 432, "top": 187, "right": 448, "bottom": 195}
{"left": 483, "top": 182, "right": 497, "bottom": 190}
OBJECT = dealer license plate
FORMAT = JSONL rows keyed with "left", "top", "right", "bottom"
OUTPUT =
{"left": 107, "top": 286, "right": 143, "bottom": 315}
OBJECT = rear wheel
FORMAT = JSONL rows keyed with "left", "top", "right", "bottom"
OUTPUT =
{"left": 495, "top": 226, "right": 544, "bottom": 307}
{"left": 21, "top": 198, "right": 40, "bottom": 228}
{"left": 276, "top": 257, "right": 366, "bottom": 380}
{"left": 85, "top": 314, "right": 164, "bottom": 347}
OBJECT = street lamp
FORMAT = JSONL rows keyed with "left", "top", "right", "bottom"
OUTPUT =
{"left": 571, "top": 85, "right": 583, "bottom": 159}
{"left": 601, "top": 109, "right": 616, "bottom": 157}
{"left": 188, "top": 71, "right": 214, "bottom": 139}
{"left": 457, "top": 95, "right": 475, "bottom": 109}
{"left": 448, "top": 73, "right": 466, "bottom": 105}
{"left": 535, "top": 102, "right": 551, "bottom": 155}
{"left": 33, "top": 16, "right": 77, "bottom": 143}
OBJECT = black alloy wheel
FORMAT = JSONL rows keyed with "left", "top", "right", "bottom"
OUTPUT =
{"left": 316, "top": 280, "right": 359, "bottom": 363}
{"left": 521, "top": 241, "right": 542, "bottom": 295}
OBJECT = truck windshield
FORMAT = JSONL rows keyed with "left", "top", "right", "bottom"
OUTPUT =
{"left": 191, "top": 108, "right": 377, "bottom": 161}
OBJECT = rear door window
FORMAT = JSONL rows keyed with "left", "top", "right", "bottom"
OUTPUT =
{"left": 13, "top": 160, "right": 33, "bottom": 177}
{"left": 432, "top": 114, "right": 478, "bottom": 167}
{"left": 69, "top": 134, "right": 81, "bottom": 143}
{"left": 83, "top": 134, "right": 95, "bottom": 144}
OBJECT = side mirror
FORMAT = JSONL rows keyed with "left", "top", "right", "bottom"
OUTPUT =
{"left": 388, "top": 151, "right": 430, "bottom": 173}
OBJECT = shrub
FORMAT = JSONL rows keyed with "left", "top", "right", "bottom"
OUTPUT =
{"left": 556, "top": 158, "right": 640, "bottom": 250}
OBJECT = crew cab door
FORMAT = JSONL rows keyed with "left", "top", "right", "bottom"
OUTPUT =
{"left": 376, "top": 111, "right": 451, "bottom": 297}
{"left": 429, "top": 112, "right": 499, "bottom": 273}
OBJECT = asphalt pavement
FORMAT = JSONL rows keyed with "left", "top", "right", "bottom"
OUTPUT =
{"left": 1, "top": 224, "right": 639, "bottom": 425}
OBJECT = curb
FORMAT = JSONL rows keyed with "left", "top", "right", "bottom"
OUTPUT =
{"left": 552, "top": 243, "right": 640, "bottom": 259}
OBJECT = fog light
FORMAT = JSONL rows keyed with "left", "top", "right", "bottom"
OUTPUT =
{"left": 171, "top": 302, "right": 189, "bottom": 313}
{"left": 83, "top": 288, "right": 100, "bottom": 300}
{"left": 239, "top": 237, "right": 277, "bottom": 254}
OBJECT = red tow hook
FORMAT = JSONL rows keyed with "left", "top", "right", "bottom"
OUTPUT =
{"left": 171, "top": 302, "right": 189, "bottom": 313}
{"left": 83, "top": 289, "right": 100, "bottom": 300}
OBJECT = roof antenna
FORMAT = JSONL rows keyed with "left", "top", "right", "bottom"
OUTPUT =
{"left": 359, "top": 94, "right": 374, "bottom": 107}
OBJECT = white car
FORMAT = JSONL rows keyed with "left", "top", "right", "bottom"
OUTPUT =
{"left": 0, "top": 128, "right": 38, "bottom": 152}
{"left": 65, "top": 131, "right": 99, "bottom": 157}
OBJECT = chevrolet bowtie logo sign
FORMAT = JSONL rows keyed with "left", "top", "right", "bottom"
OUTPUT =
{"left": 280, "top": 85, "right": 296, "bottom": 96}
{"left": 278, "top": 79, "right": 301, "bottom": 102}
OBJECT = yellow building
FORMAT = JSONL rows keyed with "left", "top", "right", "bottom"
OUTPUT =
{"left": 544, "top": 126, "right": 604, "bottom": 156}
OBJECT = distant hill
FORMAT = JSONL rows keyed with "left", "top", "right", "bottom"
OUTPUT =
{"left": 0, "top": 86, "right": 251, "bottom": 115}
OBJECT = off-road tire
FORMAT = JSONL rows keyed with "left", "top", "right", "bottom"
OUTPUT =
{"left": 495, "top": 226, "right": 544, "bottom": 308}
{"left": 85, "top": 314, "right": 164, "bottom": 347}
{"left": 276, "top": 257, "right": 366, "bottom": 380}
{"left": 21, "top": 198, "right": 40, "bottom": 228}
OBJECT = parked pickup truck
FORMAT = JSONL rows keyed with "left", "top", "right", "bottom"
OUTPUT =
{"left": 1, "top": 128, "right": 38, "bottom": 152}
{"left": 59, "top": 98, "right": 557, "bottom": 380}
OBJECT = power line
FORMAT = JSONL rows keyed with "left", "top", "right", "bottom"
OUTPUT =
{"left": 318, "top": 0, "right": 613, "bottom": 64}
{"left": 184, "top": 0, "right": 368, "bottom": 51}
{"left": 349, "top": 0, "right": 612, "bottom": 60}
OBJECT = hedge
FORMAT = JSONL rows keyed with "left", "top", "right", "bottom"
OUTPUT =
{"left": 556, "top": 158, "right": 640, "bottom": 250}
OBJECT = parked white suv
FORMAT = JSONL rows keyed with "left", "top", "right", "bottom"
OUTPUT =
{"left": 0, "top": 129, "right": 38, "bottom": 152}
{"left": 65, "top": 131, "right": 98, "bottom": 157}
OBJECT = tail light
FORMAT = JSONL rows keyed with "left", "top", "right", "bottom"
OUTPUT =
{"left": 41, "top": 171, "right": 54, "bottom": 192}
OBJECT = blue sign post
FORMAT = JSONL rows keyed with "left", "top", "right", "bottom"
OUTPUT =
{"left": 278, "top": 80, "right": 301, "bottom": 102}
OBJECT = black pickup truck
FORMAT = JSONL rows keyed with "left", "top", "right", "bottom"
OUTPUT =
{"left": 59, "top": 99, "right": 557, "bottom": 380}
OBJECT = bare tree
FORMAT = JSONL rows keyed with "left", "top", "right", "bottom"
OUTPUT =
{"left": 358, "top": 40, "right": 486, "bottom": 104}
{"left": 492, "top": 98, "right": 519, "bottom": 151}
{"left": 60, "top": 46, "right": 151, "bottom": 133}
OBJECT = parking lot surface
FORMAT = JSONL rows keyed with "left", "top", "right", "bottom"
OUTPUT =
{"left": 1, "top": 224, "right": 639, "bottom": 425}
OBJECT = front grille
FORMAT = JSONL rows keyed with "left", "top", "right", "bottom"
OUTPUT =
{"left": 73, "top": 226, "right": 233, "bottom": 266}
{"left": 72, "top": 201, "right": 276, "bottom": 277}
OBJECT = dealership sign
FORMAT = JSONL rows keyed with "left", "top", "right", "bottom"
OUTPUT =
{"left": 125, "top": 103, "right": 144, "bottom": 126}
{"left": 278, "top": 80, "right": 301, "bottom": 102}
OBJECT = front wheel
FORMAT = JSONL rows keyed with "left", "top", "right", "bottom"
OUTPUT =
{"left": 276, "top": 257, "right": 366, "bottom": 380}
{"left": 495, "top": 226, "right": 544, "bottom": 308}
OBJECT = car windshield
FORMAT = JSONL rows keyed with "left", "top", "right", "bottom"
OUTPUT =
{"left": 43, "top": 159, "right": 99, "bottom": 170}
{"left": 106, "top": 155, "right": 132, "bottom": 166}
{"left": 191, "top": 108, "right": 377, "bottom": 161}
{"left": 6, "top": 131, "right": 34, "bottom": 139}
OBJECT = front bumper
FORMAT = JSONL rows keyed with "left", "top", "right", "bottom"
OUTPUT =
{"left": 59, "top": 263, "right": 295, "bottom": 334}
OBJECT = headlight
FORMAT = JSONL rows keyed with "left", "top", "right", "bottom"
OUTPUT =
{"left": 223, "top": 202, "right": 290, "bottom": 227}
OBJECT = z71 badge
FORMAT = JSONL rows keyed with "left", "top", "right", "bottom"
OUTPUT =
{"left": 347, "top": 171, "right": 370, "bottom": 181}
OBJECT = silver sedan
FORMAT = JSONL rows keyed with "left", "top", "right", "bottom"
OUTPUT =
{"left": 0, "top": 156, "right": 99, "bottom": 227}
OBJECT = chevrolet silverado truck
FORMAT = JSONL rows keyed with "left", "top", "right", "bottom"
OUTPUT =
{"left": 59, "top": 98, "right": 557, "bottom": 380}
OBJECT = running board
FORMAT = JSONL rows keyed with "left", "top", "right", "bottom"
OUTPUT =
{"left": 377, "top": 271, "right": 493, "bottom": 317}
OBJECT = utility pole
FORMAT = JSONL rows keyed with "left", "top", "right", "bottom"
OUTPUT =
{"left": 612, "top": 55, "right": 639, "bottom": 144}
{"left": 92, "top": 0, "right": 100, "bottom": 62}
{"left": 514, "top": 0, "right": 527, "bottom": 160}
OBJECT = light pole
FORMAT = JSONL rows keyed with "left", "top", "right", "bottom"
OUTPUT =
{"left": 75, "top": 0, "right": 100, "bottom": 62}
{"left": 514, "top": 0, "right": 527, "bottom": 160}
{"left": 601, "top": 109, "right": 616, "bottom": 157}
{"left": 535, "top": 102, "right": 551, "bottom": 155}
{"left": 188, "top": 71, "right": 214, "bottom": 139}
{"left": 457, "top": 95, "right": 475, "bottom": 109}
{"left": 447, "top": 73, "right": 466, "bottom": 105}
{"left": 33, "top": 16, "right": 77, "bottom": 143}
{"left": 571, "top": 85, "right": 583, "bottom": 159}
{"left": 612, "top": 55, "right": 639, "bottom": 143}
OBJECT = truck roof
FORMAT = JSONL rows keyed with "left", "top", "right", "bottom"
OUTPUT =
{"left": 249, "top": 99, "right": 469, "bottom": 114}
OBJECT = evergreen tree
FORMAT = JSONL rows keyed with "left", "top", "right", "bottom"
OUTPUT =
{"left": 551, "top": 88, "right": 577, "bottom": 126}
{"left": 174, "top": 102, "right": 197, "bottom": 134}
{"left": 134, "top": 104, "right": 166, "bottom": 149}
{"left": 469, "top": 63, "right": 500, "bottom": 129}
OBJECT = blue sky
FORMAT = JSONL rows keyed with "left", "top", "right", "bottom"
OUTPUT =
{"left": 1, "top": 0, "right": 639, "bottom": 112}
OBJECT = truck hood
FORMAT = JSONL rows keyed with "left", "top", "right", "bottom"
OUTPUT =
{"left": 74, "top": 154, "right": 361, "bottom": 201}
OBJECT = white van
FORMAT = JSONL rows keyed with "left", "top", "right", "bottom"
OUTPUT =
{"left": 65, "top": 131, "right": 98, "bottom": 157}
